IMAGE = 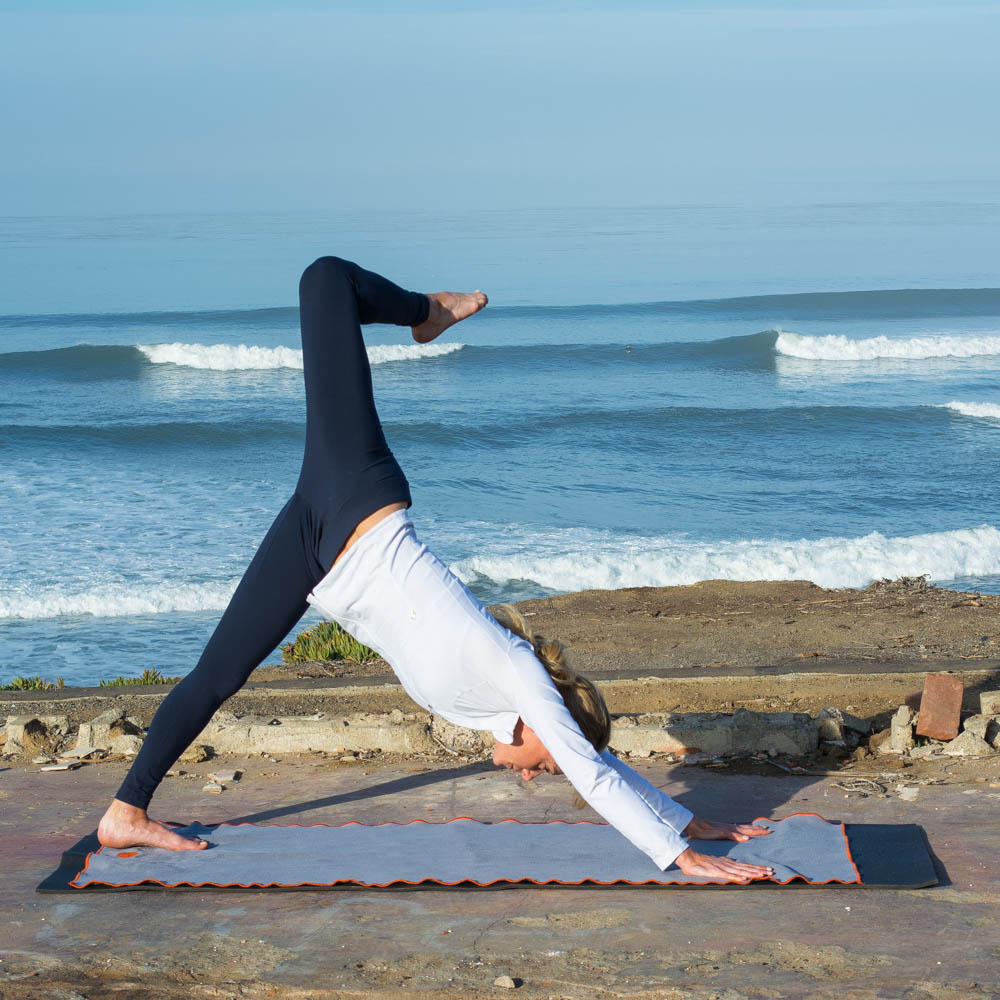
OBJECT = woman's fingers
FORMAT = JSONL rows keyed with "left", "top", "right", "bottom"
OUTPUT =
{"left": 676, "top": 848, "right": 774, "bottom": 881}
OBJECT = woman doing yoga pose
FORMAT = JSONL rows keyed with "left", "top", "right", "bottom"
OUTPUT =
{"left": 98, "top": 256, "right": 773, "bottom": 882}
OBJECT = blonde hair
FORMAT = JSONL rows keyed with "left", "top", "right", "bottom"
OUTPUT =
{"left": 491, "top": 604, "right": 611, "bottom": 754}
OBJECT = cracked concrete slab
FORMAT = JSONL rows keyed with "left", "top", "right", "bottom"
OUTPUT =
{"left": 2, "top": 750, "right": 999, "bottom": 999}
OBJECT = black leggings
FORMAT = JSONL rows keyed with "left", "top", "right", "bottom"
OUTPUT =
{"left": 115, "top": 257, "right": 429, "bottom": 809}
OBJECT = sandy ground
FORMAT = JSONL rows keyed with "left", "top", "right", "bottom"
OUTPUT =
{"left": 263, "top": 577, "right": 999, "bottom": 680}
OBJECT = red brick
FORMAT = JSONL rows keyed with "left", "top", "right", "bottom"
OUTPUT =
{"left": 915, "top": 673, "right": 964, "bottom": 741}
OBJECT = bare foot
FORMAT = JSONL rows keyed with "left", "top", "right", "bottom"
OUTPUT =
{"left": 411, "top": 290, "right": 488, "bottom": 344}
{"left": 684, "top": 816, "right": 773, "bottom": 843}
{"left": 98, "top": 798, "right": 208, "bottom": 852}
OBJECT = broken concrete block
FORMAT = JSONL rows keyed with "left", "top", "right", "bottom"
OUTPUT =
{"left": 4, "top": 715, "right": 70, "bottom": 757}
{"left": 202, "top": 782, "right": 224, "bottom": 794}
{"left": 962, "top": 714, "right": 998, "bottom": 744}
{"left": 76, "top": 708, "right": 144, "bottom": 752}
{"left": 841, "top": 711, "right": 870, "bottom": 736}
{"left": 61, "top": 746, "right": 103, "bottom": 760}
{"left": 915, "top": 673, "right": 963, "bottom": 741}
{"left": 430, "top": 715, "right": 487, "bottom": 754}
{"left": 980, "top": 691, "right": 1000, "bottom": 715}
{"left": 41, "top": 761, "right": 81, "bottom": 771}
{"left": 109, "top": 734, "right": 144, "bottom": 756}
{"left": 199, "top": 713, "right": 437, "bottom": 756}
{"left": 908, "top": 744, "right": 942, "bottom": 759}
{"left": 609, "top": 709, "right": 817, "bottom": 757}
{"left": 889, "top": 705, "right": 915, "bottom": 754}
{"left": 940, "top": 731, "right": 994, "bottom": 757}
{"left": 208, "top": 769, "right": 240, "bottom": 784}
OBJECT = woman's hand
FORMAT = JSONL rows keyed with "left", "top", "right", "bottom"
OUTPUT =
{"left": 683, "top": 816, "right": 774, "bottom": 843}
{"left": 672, "top": 815, "right": 776, "bottom": 881}
{"left": 674, "top": 846, "right": 773, "bottom": 882}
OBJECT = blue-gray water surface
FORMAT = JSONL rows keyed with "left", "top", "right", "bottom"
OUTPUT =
{"left": 2, "top": 196, "right": 999, "bottom": 684}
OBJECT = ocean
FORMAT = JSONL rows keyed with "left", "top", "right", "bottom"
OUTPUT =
{"left": 2, "top": 193, "right": 999, "bottom": 686}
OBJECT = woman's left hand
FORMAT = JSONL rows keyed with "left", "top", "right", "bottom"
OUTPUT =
{"left": 682, "top": 816, "right": 773, "bottom": 842}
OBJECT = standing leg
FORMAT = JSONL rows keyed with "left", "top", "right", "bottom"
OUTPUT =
{"left": 99, "top": 495, "right": 318, "bottom": 850}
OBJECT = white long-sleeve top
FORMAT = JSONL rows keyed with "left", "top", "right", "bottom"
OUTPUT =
{"left": 306, "top": 510, "right": 693, "bottom": 870}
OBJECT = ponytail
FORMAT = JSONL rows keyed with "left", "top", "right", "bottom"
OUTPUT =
{"left": 491, "top": 604, "right": 611, "bottom": 754}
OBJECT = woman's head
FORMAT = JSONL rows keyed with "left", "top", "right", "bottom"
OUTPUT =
{"left": 490, "top": 604, "right": 611, "bottom": 755}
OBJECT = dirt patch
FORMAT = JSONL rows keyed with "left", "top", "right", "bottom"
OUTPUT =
{"left": 509, "top": 907, "right": 630, "bottom": 930}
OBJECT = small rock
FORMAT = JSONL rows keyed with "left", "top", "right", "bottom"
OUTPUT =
{"left": 841, "top": 711, "right": 870, "bottom": 736}
{"left": 202, "top": 782, "right": 225, "bottom": 794}
{"left": 976, "top": 691, "right": 1000, "bottom": 715}
{"left": 909, "top": 744, "right": 943, "bottom": 759}
{"left": 816, "top": 707, "right": 845, "bottom": 742}
{"left": 869, "top": 727, "right": 893, "bottom": 754}
{"left": 179, "top": 744, "right": 211, "bottom": 763}
{"left": 32, "top": 754, "right": 55, "bottom": 764}
{"left": 208, "top": 769, "right": 240, "bottom": 784}
{"left": 339, "top": 754, "right": 357, "bottom": 762}
{"left": 165, "top": 769, "right": 183, "bottom": 777}
{"left": 941, "top": 731, "right": 994, "bottom": 757}
{"left": 493, "top": 975, "right": 517, "bottom": 989}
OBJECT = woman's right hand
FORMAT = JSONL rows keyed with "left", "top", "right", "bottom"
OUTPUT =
{"left": 674, "top": 846, "right": 774, "bottom": 882}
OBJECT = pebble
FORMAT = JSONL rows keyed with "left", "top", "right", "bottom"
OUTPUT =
{"left": 493, "top": 975, "right": 517, "bottom": 989}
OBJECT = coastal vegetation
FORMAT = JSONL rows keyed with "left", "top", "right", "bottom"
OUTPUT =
{"left": 1, "top": 675, "right": 65, "bottom": 691}
{"left": 282, "top": 621, "right": 378, "bottom": 665}
{"left": 99, "top": 669, "right": 182, "bottom": 687}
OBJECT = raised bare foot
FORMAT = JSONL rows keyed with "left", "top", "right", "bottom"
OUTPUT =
{"left": 98, "top": 798, "right": 208, "bottom": 852}
{"left": 684, "top": 816, "right": 773, "bottom": 843}
{"left": 411, "top": 290, "right": 488, "bottom": 344}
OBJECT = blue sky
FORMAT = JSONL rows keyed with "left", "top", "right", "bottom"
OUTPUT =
{"left": 1, "top": 2, "right": 998, "bottom": 212}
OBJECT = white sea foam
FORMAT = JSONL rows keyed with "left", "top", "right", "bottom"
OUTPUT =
{"left": 451, "top": 524, "right": 1000, "bottom": 593}
{"left": 938, "top": 400, "right": 1000, "bottom": 422}
{"left": 0, "top": 580, "right": 240, "bottom": 620}
{"left": 138, "top": 341, "right": 464, "bottom": 370}
{"left": 775, "top": 330, "right": 1000, "bottom": 361}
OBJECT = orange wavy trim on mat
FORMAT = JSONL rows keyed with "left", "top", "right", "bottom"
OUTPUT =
{"left": 69, "top": 812, "right": 863, "bottom": 889}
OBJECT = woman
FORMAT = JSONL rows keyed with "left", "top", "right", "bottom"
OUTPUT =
{"left": 98, "top": 256, "right": 773, "bottom": 882}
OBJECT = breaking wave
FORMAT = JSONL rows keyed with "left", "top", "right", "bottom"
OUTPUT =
{"left": 775, "top": 331, "right": 1000, "bottom": 361}
{"left": 0, "top": 580, "right": 240, "bottom": 620}
{"left": 452, "top": 524, "right": 1000, "bottom": 594}
{"left": 938, "top": 401, "right": 1000, "bottom": 422}
{"left": 137, "top": 341, "right": 465, "bottom": 370}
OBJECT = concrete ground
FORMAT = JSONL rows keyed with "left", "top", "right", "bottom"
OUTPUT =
{"left": 3, "top": 751, "right": 999, "bottom": 1000}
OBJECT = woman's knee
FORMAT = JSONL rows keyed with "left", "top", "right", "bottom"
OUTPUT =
{"left": 300, "top": 255, "right": 355, "bottom": 290}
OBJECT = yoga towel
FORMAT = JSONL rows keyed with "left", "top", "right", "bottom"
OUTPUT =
{"left": 66, "top": 813, "right": 862, "bottom": 889}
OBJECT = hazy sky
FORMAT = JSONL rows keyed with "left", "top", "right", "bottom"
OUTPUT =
{"left": 2, "top": 2, "right": 998, "bottom": 213}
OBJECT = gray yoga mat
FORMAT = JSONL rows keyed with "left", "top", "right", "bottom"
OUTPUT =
{"left": 67, "top": 813, "right": 860, "bottom": 889}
